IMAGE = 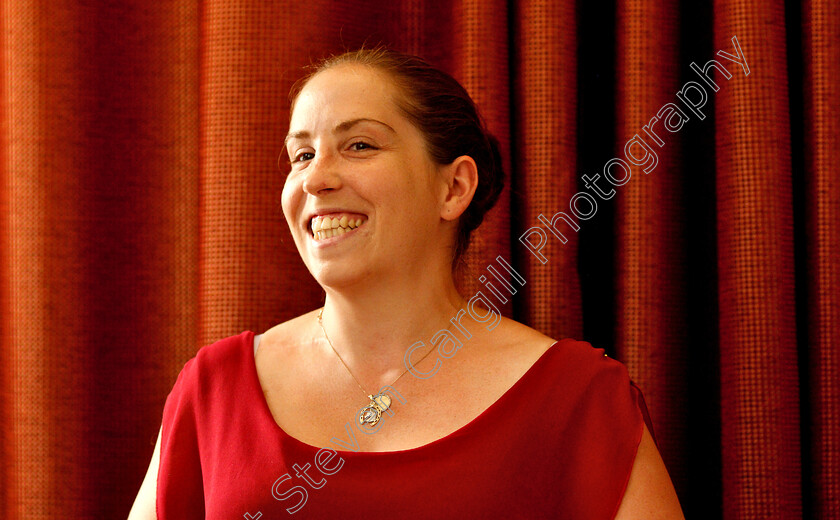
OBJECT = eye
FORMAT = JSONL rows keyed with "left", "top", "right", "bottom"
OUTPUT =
{"left": 348, "top": 141, "right": 377, "bottom": 152}
{"left": 293, "top": 151, "right": 314, "bottom": 163}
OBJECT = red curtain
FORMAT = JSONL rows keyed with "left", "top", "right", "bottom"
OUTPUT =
{"left": 0, "top": 1, "right": 837, "bottom": 518}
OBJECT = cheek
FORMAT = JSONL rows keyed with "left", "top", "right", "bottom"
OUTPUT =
{"left": 280, "top": 176, "right": 301, "bottom": 225}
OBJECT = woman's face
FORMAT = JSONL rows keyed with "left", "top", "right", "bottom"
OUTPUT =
{"left": 282, "top": 64, "right": 450, "bottom": 288}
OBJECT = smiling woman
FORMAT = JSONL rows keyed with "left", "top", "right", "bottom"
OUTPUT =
{"left": 128, "top": 47, "right": 684, "bottom": 520}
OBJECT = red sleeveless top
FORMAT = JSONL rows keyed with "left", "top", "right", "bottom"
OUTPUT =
{"left": 156, "top": 331, "right": 653, "bottom": 519}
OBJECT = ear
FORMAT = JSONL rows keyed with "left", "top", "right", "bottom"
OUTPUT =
{"left": 439, "top": 155, "right": 478, "bottom": 222}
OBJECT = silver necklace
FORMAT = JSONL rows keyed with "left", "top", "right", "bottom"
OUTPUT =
{"left": 317, "top": 307, "right": 438, "bottom": 427}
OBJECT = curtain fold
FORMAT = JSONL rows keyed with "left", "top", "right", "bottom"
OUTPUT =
{"left": 512, "top": 0, "right": 582, "bottom": 339}
{"left": 614, "top": 0, "right": 688, "bottom": 498}
{"left": 714, "top": 1, "right": 802, "bottom": 517}
{"left": 803, "top": 1, "right": 840, "bottom": 518}
{"left": 1, "top": 2, "right": 201, "bottom": 517}
{"left": 1, "top": 1, "right": 836, "bottom": 518}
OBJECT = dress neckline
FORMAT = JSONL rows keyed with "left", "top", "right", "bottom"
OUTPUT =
{"left": 245, "top": 330, "right": 568, "bottom": 456}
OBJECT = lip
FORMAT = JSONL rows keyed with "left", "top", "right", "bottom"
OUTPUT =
{"left": 307, "top": 208, "right": 367, "bottom": 222}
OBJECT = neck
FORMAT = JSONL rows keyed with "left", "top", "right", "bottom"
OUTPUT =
{"left": 318, "top": 263, "right": 467, "bottom": 390}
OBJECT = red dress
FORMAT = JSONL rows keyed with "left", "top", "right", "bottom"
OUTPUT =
{"left": 157, "top": 331, "right": 653, "bottom": 519}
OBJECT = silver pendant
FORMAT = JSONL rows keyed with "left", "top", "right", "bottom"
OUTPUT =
{"left": 358, "top": 394, "right": 393, "bottom": 426}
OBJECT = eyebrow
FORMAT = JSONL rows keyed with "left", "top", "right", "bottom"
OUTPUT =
{"left": 284, "top": 118, "right": 396, "bottom": 146}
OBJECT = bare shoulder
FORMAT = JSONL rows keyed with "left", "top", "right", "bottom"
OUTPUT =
{"left": 495, "top": 314, "right": 556, "bottom": 344}
{"left": 459, "top": 313, "right": 558, "bottom": 376}
{"left": 490, "top": 315, "right": 557, "bottom": 353}
{"left": 258, "top": 309, "right": 321, "bottom": 355}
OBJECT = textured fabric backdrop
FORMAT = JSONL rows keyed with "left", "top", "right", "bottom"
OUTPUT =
{"left": 0, "top": 0, "right": 837, "bottom": 518}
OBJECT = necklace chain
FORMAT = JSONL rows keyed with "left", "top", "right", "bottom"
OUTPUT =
{"left": 316, "top": 307, "right": 438, "bottom": 397}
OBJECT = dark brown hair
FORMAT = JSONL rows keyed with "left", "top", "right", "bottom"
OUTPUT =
{"left": 288, "top": 46, "right": 505, "bottom": 267}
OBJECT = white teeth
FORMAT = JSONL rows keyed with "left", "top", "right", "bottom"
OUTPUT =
{"left": 310, "top": 215, "right": 367, "bottom": 241}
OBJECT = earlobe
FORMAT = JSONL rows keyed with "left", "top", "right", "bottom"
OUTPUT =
{"left": 440, "top": 155, "right": 479, "bottom": 222}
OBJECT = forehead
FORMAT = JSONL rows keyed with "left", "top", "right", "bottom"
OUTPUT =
{"left": 290, "top": 64, "right": 404, "bottom": 129}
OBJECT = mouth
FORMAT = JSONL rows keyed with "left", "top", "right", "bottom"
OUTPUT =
{"left": 309, "top": 213, "right": 368, "bottom": 242}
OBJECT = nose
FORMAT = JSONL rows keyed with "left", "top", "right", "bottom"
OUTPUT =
{"left": 302, "top": 149, "right": 343, "bottom": 195}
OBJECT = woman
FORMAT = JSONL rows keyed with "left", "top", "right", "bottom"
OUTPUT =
{"left": 129, "top": 47, "right": 684, "bottom": 519}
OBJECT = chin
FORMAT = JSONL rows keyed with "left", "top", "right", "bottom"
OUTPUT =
{"left": 306, "top": 260, "right": 372, "bottom": 290}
